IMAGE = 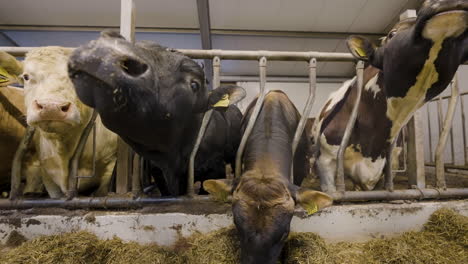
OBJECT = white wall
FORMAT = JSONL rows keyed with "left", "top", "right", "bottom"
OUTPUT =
{"left": 422, "top": 66, "right": 468, "bottom": 164}
{"left": 235, "top": 81, "right": 344, "bottom": 116}
{"left": 235, "top": 65, "right": 468, "bottom": 165}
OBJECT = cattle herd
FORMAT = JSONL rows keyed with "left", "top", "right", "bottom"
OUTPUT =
{"left": 0, "top": 0, "right": 466, "bottom": 263}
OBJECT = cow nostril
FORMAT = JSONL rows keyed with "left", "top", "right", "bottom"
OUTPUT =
{"left": 60, "top": 103, "right": 71, "bottom": 112}
{"left": 34, "top": 100, "right": 44, "bottom": 110}
{"left": 120, "top": 58, "right": 148, "bottom": 77}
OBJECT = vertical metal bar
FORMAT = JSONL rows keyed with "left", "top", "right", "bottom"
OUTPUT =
{"left": 427, "top": 105, "right": 433, "bottom": 162}
{"left": 187, "top": 56, "right": 220, "bottom": 196}
{"left": 437, "top": 96, "right": 443, "bottom": 133}
{"left": 435, "top": 78, "right": 459, "bottom": 189}
{"left": 116, "top": 0, "right": 135, "bottom": 194}
{"left": 10, "top": 126, "right": 35, "bottom": 200}
{"left": 335, "top": 61, "right": 364, "bottom": 192}
{"left": 67, "top": 111, "right": 98, "bottom": 199}
{"left": 132, "top": 154, "right": 141, "bottom": 196}
{"left": 449, "top": 81, "right": 456, "bottom": 164}
{"left": 290, "top": 58, "right": 316, "bottom": 183}
{"left": 120, "top": 0, "right": 135, "bottom": 42}
{"left": 407, "top": 112, "right": 426, "bottom": 189}
{"left": 235, "top": 56, "right": 268, "bottom": 178}
{"left": 384, "top": 139, "right": 396, "bottom": 191}
{"left": 460, "top": 92, "right": 468, "bottom": 165}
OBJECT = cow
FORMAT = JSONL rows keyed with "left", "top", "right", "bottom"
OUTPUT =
{"left": 13, "top": 46, "right": 118, "bottom": 198}
{"left": 203, "top": 91, "right": 333, "bottom": 264}
{"left": 312, "top": 0, "right": 468, "bottom": 192}
{"left": 68, "top": 31, "right": 246, "bottom": 196}
{"left": 0, "top": 52, "right": 42, "bottom": 196}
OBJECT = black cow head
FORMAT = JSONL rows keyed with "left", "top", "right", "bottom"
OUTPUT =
{"left": 203, "top": 177, "right": 332, "bottom": 264}
{"left": 68, "top": 30, "right": 245, "bottom": 149}
{"left": 347, "top": 0, "right": 467, "bottom": 101}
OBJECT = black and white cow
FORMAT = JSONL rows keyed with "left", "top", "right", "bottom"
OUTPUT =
{"left": 68, "top": 31, "right": 246, "bottom": 195}
{"left": 313, "top": 0, "right": 468, "bottom": 192}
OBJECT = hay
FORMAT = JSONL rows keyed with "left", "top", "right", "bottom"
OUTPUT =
{"left": 284, "top": 208, "right": 468, "bottom": 264}
{"left": 0, "top": 231, "right": 181, "bottom": 264}
{"left": 184, "top": 227, "right": 240, "bottom": 264}
{"left": 0, "top": 208, "right": 466, "bottom": 264}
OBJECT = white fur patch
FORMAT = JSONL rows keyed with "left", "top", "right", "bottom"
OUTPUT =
{"left": 316, "top": 135, "right": 386, "bottom": 191}
{"left": 324, "top": 77, "right": 356, "bottom": 113}
{"left": 364, "top": 74, "right": 381, "bottom": 99}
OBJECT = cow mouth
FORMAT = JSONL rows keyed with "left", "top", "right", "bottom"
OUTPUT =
{"left": 69, "top": 68, "right": 116, "bottom": 109}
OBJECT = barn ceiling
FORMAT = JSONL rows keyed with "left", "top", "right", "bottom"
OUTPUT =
{"left": 0, "top": 0, "right": 423, "bottom": 79}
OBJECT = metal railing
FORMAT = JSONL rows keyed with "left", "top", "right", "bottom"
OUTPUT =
{"left": 0, "top": 0, "right": 467, "bottom": 209}
{"left": 1, "top": 44, "right": 468, "bottom": 209}
{"left": 425, "top": 78, "right": 468, "bottom": 175}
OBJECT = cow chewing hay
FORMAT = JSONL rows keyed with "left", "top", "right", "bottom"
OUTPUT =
{"left": 0, "top": 208, "right": 466, "bottom": 264}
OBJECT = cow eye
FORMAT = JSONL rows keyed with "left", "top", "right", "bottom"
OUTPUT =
{"left": 22, "top": 74, "right": 30, "bottom": 81}
{"left": 191, "top": 81, "right": 200, "bottom": 92}
{"left": 388, "top": 31, "right": 397, "bottom": 39}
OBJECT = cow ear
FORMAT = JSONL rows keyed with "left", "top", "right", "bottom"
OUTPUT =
{"left": 0, "top": 51, "right": 23, "bottom": 87}
{"left": 203, "top": 179, "right": 233, "bottom": 202}
{"left": 208, "top": 85, "right": 246, "bottom": 109}
{"left": 346, "top": 35, "right": 376, "bottom": 61}
{"left": 347, "top": 35, "right": 384, "bottom": 70}
{"left": 295, "top": 188, "right": 333, "bottom": 215}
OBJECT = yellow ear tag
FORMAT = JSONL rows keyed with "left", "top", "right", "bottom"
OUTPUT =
{"left": 213, "top": 94, "right": 230, "bottom": 108}
{"left": 355, "top": 47, "right": 366, "bottom": 58}
{"left": 0, "top": 66, "right": 11, "bottom": 85}
{"left": 306, "top": 202, "right": 318, "bottom": 215}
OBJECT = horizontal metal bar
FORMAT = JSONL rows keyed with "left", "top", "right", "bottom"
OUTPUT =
{"left": 0, "top": 188, "right": 466, "bottom": 209}
{"left": 430, "top": 90, "right": 468, "bottom": 102}
{"left": 221, "top": 75, "right": 349, "bottom": 83}
{"left": 0, "top": 46, "right": 355, "bottom": 61}
{"left": 425, "top": 162, "right": 468, "bottom": 170}
{"left": 331, "top": 188, "right": 468, "bottom": 201}
{"left": 0, "top": 24, "right": 385, "bottom": 39}
{"left": 0, "top": 196, "right": 212, "bottom": 210}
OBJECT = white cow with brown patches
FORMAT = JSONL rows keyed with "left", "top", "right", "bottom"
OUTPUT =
{"left": 313, "top": 0, "right": 467, "bottom": 192}
{"left": 17, "top": 47, "right": 117, "bottom": 198}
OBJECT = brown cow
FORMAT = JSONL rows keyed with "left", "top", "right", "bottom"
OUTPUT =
{"left": 0, "top": 52, "right": 42, "bottom": 195}
{"left": 204, "top": 91, "right": 332, "bottom": 264}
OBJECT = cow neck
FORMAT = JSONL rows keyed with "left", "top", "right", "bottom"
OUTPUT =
{"left": 242, "top": 107, "right": 295, "bottom": 180}
{"left": 36, "top": 118, "right": 90, "bottom": 161}
{"left": 344, "top": 66, "right": 393, "bottom": 160}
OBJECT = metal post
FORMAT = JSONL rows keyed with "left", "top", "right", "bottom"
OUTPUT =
{"left": 435, "top": 78, "right": 459, "bottom": 189}
{"left": 116, "top": 0, "right": 135, "bottom": 194}
{"left": 235, "top": 57, "right": 268, "bottom": 178}
{"left": 290, "top": 58, "right": 316, "bottom": 183}
{"left": 384, "top": 139, "right": 396, "bottom": 191}
{"left": 9, "top": 126, "right": 35, "bottom": 200}
{"left": 407, "top": 111, "right": 426, "bottom": 189}
{"left": 187, "top": 57, "right": 220, "bottom": 196}
{"left": 461, "top": 93, "right": 468, "bottom": 165}
{"left": 67, "top": 111, "right": 98, "bottom": 199}
{"left": 131, "top": 154, "right": 142, "bottom": 196}
{"left": 335, "top": 61, "right": 364, "bottom": 192}
{"left": 437, "top": 96, "right": 443, "bottom": 133}
{"left": 427, "top": 106, "right": 433, "bottom": 162}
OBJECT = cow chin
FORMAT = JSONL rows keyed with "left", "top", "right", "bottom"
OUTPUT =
{"left": 33, "top": 121, "right": 78, "bottom": 133}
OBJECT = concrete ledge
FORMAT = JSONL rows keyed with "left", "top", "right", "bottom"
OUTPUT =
{"left": 1, "top": 200, "right": 466, "bottom": 246}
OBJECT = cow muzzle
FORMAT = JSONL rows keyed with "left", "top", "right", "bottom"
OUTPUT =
{"left": 27, "top": 99, "right": 80, "bottom": 127}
